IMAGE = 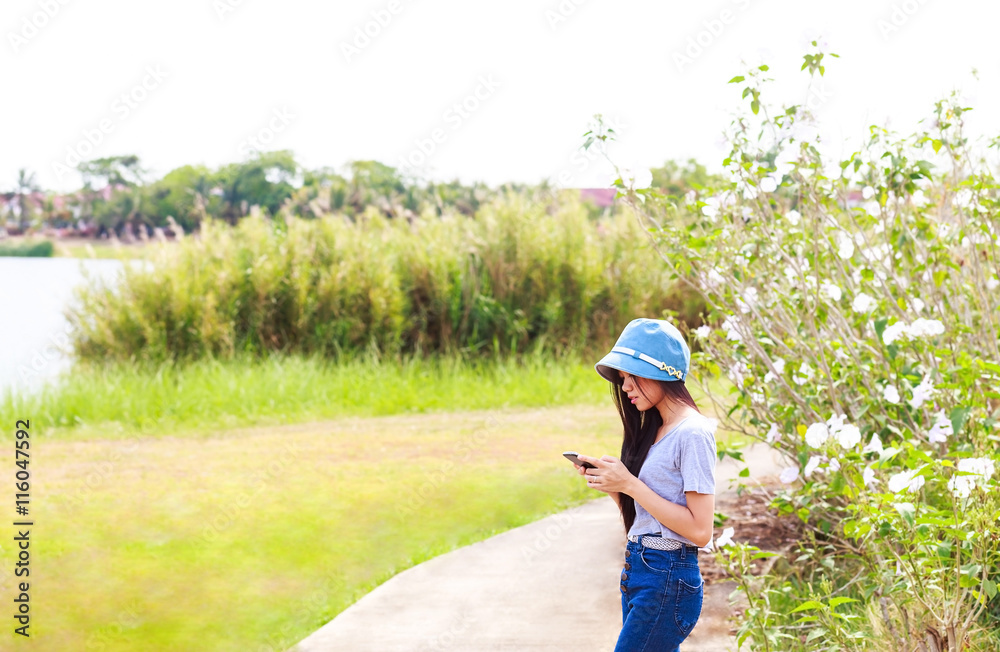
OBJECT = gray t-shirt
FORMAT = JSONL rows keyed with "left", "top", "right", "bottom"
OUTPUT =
{"left": 627, "top": 413, "right": 718, "bottom": 545}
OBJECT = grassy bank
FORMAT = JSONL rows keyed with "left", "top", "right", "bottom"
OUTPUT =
{"left": 54, "top": 239, "right": 164, "bottom": 260}
{"left": 3, "top": 352, "right": 610, "bottom": 440}
{"left": 2, "top": 352, "right": 736, "bottom": 442}
{"left": 0, "top": 239, "right": 54, "bottom": 257}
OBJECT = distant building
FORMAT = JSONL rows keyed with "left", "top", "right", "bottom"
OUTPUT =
{"left": 579, "top": 188, "right": 617, "bottom": 208}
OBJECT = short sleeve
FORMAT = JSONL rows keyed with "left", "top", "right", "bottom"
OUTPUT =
{"left": 680, "top": 423, "right": 717, "bottom": 495}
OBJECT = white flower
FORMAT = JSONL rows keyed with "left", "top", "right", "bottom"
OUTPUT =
{"left": 715, "top": 526, "right": 735, "bottom": 548}
{"left": 987, "top": 277, "right": 999, "bottom": 291}
{"left": 926, "top": 410, "right": 953, "bottom": 444}
{"left": 784, "top": 210, "right": 802, "bottom": 226}
{"left": 727, "top": 361, "right": 750, "bottom": 390}
{"left": 760, "top": 176, "right": 778, "bottom": 193}
{"left": 883, "top": 384, "right": 900, "bottom": 404}
{"left": 836, "top": 232, "right": 855, "bottom": 260}
{"left": 738, "top": 287, "right": 759, "bottom": 314}
{"left": 911, "top": 298, "right": 925, "bottom": 313}
{"left": 779, "top": 465, "right": 800, "bottom": 484}
{"left": 804, "top": 455, "right": 823, "bottom": 478}
{"left": 765, "top": 423, "right": 781, "bottom": 444}
{"left": 863, "top": 466, "right": 877, "bottom": 487}
{"left": 763, "top": 358, "right": 785, "bottom": 383}
{"left": 908, "top": 377, "right": 936, "bottom": 410}
{"left": 828, "top": 458, "right": 841, "bottom": 472}
{"left": 908, "top": 318, "right": 944, "bottom": 338}
{"left": 706, "top": 267, "right": 725, "bottom": 287}
{"left": 862, "top": 185, "right": 875, "bottom": 200}
{"left": 852, "top": 292, "right": 876, "bottom": 313}
{"left": 740, "top": 180, "right": 759, "bottom": 200}
{"left": 947, "top": 457, "right": 996, "bottom": 498}
{"left": 793, "top": 362, "right": 814, "bottom": 386}
{"left": 837, "top": 424, "right": 862, "bottom": 449}
{"left": 862, "top": 434, "right": 884, "bottom": 455}
{"left": 722, "top": 316, "right": 742, "bottom": 343}
{"left": 694, "top": 325, "right": 711, "bottom": 338}
{"left": 805, "top": 422, "right": 829, "bottom": 448}
{"left": 882, "top": 321, "right": 908, "bottom": 346}
{"left": 619, "top": 167, "right": 653, "bottom": 190}
{"left": 826, "top": 413, "right": 847, "bottom": 435}
{"left": 888, "top": 469, "right": 924, "bottom": 494}
{"left": 821, "top": 281, "right": 842, "bottom": 302}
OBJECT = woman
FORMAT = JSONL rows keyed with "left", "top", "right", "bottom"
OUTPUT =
{"left": 573, "top": 317, "right": 717, "bottom": 652}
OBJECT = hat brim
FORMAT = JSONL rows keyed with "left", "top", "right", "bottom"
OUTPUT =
{"left": 594, "top": 350, "right": 675, "bottom": 384}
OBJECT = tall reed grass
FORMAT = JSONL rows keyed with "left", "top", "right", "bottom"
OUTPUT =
{"left": 68, "top": 192, "right": 700, "bottom": 363}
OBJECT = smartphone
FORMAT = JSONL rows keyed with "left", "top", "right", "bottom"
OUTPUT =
{"left": 563, "top": 451, "right": 597, "bottom": 469}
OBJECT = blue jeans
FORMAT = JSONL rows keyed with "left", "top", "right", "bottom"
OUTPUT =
{"left": 615, "top": 537, "right": 704, "bottom": 652}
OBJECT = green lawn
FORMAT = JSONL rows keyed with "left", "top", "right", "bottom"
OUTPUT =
{"left": 24, "top": 404, "right": 623, "bottom": 650}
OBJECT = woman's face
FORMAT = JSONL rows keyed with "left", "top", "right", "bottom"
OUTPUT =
{"left": 618, "top": 370, "right": 663, "bottom": 411}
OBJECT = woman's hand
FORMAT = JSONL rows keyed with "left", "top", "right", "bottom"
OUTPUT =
{"left": 575, "top": 454, "right": 636, "bottom": 494}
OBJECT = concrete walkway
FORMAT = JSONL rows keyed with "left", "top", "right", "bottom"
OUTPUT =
{"left": 289, "top": 444, "right": 786, "bottom": 652}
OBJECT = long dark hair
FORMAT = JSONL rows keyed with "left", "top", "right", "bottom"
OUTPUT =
{"left": 609, "top": 375, "right": 701, "bottom": 534}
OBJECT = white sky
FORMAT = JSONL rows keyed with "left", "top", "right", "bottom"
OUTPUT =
{"left": 3, "top": 0, "right": 998, "bottom": 193}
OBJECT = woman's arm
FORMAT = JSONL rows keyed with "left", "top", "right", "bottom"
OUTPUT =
{"left": 575, "top": 453, "right": 715, "bottom": 546}
{"left": 625, "top": 480, "right": 714, "bottom": 547}
{"left": 608, "top": 491, "right": 621, "bottom": 508}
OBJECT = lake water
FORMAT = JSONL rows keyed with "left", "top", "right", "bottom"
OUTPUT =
{"left": 0, "top": 257, "right": 146, "bottom": 397}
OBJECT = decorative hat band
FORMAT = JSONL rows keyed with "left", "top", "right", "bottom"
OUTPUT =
{"left": 611, "top": 346, "right": 684, "bottom": 380}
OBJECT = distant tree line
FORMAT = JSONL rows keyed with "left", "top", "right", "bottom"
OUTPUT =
{"left": 2, "top": 153, "right": 723, "bottom": 238}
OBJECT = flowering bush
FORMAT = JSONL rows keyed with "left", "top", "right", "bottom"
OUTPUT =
{"left": 600, "top": 44, "right": 1000, "bottom": 651}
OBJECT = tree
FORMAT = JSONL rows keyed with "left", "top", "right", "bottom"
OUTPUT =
{"left": 14, "top": 168, "right": 40, "bottom": 231}
{"left": 214, "top": 150, "right": 299, "bottom": 223}
{"left": 649, "top": 158, "right": 724, "bottom": 199}
{"left": 145, "top": 165, "right": 214, "bottom": 231}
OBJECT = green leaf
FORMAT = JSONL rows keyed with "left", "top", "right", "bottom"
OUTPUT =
{"left": 950, "top": 406, "right": 972, "bottom": 435}
{"left": 728, "top": 75, "right": 745, "bottom": 84}
{"left": 739, "top": 467, "right": 750, "bottom": 478}
{"left": 828, "top": 597, "right": 858, "bottom": 608}
{"left": 984, "top": 579, "right": 998, "bottom": 599}
{"left": 788, "top": 600, "right": 825, "bottom": 614}
{"left": 750, "top": 100, "right": 760, "bottom": 115}
{"left": 874, "top": 318, "right": 888, "bottom": 340}
{"left": 932, "top": 139, "right": 942, "bottom": 153}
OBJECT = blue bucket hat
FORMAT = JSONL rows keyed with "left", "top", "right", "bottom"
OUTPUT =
{"left": 595, "top": 318, "right": 691, "bottom": 384}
